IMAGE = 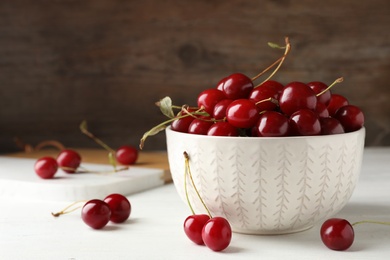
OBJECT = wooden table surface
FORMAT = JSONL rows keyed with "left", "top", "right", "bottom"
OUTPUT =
{"left": 6, "top": 148, "right": 172, "bottom": 183}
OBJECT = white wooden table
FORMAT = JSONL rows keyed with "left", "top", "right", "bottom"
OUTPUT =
{"left": 1, "top": 147, "right": 389, "bottom": 259}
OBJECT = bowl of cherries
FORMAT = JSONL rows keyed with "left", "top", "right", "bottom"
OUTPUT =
{"left": 141, "top": 38, "right": 365, "bottom": 236}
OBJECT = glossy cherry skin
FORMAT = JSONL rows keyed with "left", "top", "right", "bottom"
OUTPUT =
{"left": 307, "top": 81, "right": 331, "bottom": 105}
{"left": 104, "top": 193, "right": 131, "bottom": 223}
{"left": 315, "top": 102, "right": 330, "bottom": 118}
{"left": 197, "top": 88, "right": 226, "bottom": 115}
{"left": 248, "top": 84, "right": 279, "bottom": 112}
{"left": 255, "top": 111, "right": 289, "bottom": 137}
{"left": 202, "top": 217, "right": 232, "bottom": 251}
{"left": 57, "top": 149, "right": 81, "bottom": 173}
{"left": 188, "top": 118, "right": 213, "bottom": 135}
{"left": 207, "top": 122, "right": 239, "bottom": 136}
{"left": 258, "top": 80, "right": 284, "bottom": 94}
{"left": 320, "top": 117, "right": 345, "bottom": 135}
{"left": 115, "top": 145, "right": 138, "bottom": 165}
{"left": 212, "top": 99, "right": 233, "bottom": 120}
{"left": 184, "top": 214, "right": 211, "bottom": 245}
{"left": 289, "top": 109, "right": 321, "bottom": 136}
{"left": 226, "top": 99, "right": 260, "bottom": 129}
{"left": 279, "top": 82, "right": 317, "bottom": 116}
{"left": 216, "top": 73, "right": 254, "bottom": 100}
{"left": 81, "top": 199, "right": 111, "bottom": 229}
{"left": 334, "top": 105, "right": 364, "bottom": 132}
{"left": 320, "top": 218, "right": 354, "bottom": 251}
{"left": 327, "top": 94, "right": 349, "bottom": 116}
{"left": 171, "top": 114, "right": 195, "bottom": 133}
{"left": 34, "top": 157, "right": 58, "bottom": 179}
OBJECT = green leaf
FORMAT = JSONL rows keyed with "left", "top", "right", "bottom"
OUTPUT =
{"left": 156, "top": 96, "right": 175, "bottom": 118}
{"left": 268, "top": 42, "right": 285, "bottom": 49}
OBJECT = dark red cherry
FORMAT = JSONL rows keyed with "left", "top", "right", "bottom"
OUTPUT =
{"left": 207, "top": 122, "right": 239, "bottom": 136}
{"left": 320, "top": 117, "right": 345, "bottom": 135}
{"left": 57, "top": 149, "right": 81, "bottom": 173}
{"left": 258, "top": 80, "right": 284, "bottom": 94}
{"left": 327, "top": 94, "right": 349, "bottom": 116}
{"left": 202, "top": 217, "right": 232, "bottom": 252}
{"left": 81, "top": 199, "right": 111, "bottom": 229}
{"left": 115, "top": 145, "right": 138, "bottom": 165}
{"left": 184, "top": 214, "right": 210, "bottom": 245}
{"left": 279, "top": 82, "right": 317, "bottom": 116}
{"left": 197, "top": 89, "right": 226, "bottom": 115}
{"left": 226, "top": 99, "right": 260, "bottom": 129}
{"left": 212, "top": 99, "right": 233, "bottom": 120}
{"left": 34, "top": 157, "right": 58, "bottom": 179}
{"left": 307, "top": 81, "right": 332, "bottom": 105}
{"left": 171, "top": 111, "right": 195, "bottom": 133}
{"left": 321, "top": 218, "right": 354, "bottom": 251}
{"left": 334, "top": 105, "right": 364, "bottom": 132}
{"left": 104, "top": 193, "right": 131, "bottom": 223}
{"left": 315, "top": 102, "right": 330, "bottom": 118}
{"left": 188, "top": 118, "right": 214, "bottom": 135}
{"left": 255, "top": 111, "right": 289, "bottom": 137}
{"left": 216, "top": 73, "right": 254, "bottom": 100}
{"left": 289, "top": 109, "right": 321, "bottom": 136}
{"left": 248, "top": 84, "right": 279, "bottom": 112}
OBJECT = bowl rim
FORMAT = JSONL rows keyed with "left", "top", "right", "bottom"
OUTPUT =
{"left": 165, "top": 126, "right": 365, "bottom": 141}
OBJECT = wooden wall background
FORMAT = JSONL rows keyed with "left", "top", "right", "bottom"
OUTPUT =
{"left": 1, "top": 0, "right": 389, "bottom": 153}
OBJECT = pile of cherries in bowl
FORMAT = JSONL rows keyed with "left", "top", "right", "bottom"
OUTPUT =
{"left": 170, "top": 73, "right": 364, "bottom": 137}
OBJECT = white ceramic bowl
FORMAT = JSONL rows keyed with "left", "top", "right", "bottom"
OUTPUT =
{"left": 166, "top": 127, "right": 365, "bottom": 235}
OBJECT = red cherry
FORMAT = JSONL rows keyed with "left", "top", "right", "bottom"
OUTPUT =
{"left": 334, "top": 105, "right": 364, "bottom": 132}
{"left": 307, "top": 81, "right": 332, "bottom": 105}
{"left": 197, "top": 89, "right": 226, "bottom": 115}
{"left": 216, "top": 73, "right": 254, "bottom": 99}
{"left": 226, "top": 99, "right": 260, "bottom": 129}
{"left": 81, "top": 199, "right": 111, "bottom": 229}
{"left": 57, "top": 149, "right": 81, "bottom": 173}
{"left": 188, "top": 118, "right": 213, "bottom": 135}
{"left": 207, "top": 122, "right": 239, "bottom": 136}
{"left": 202, "top": 217, "right": 232, "bottom": 251}
{"left": 289, "top": 109, "right": 321, "bottom": 136}
{"left": 255, "top": 111, "right": 289, "bottom": 137}
{"left": 34, "top": 157, "right": 58, "bottom": 179}
{"left": 212, "top": 99, "right": 233, "bottom": 120}
{"left": 248, "top": 84, "right": 279, "bottom": 112}
{"left": 279, "top": 82, "right": 317, "bottom": 116}
{"left": 258, "top": 80, "right": 284, "bottom": 94}
{"left": 171, "top": 114, "right": 195, "bottom": 133}
{"left": 184, "top": 214, "right": 211, "bottom": 245}
{"left": 320, "top": 218, "right": 354, "bottom": 251}
{"left": 327, "top": 94, "right": 349, "bottom": 116}
{"left": 104, "top": 193, "right": 131, "bottom": 223}
{"left": 115, "top": 145, "right": 138, "bottom": 165}
{"left": 320, "top": 117, "right": 345, "bottom": 135}
{"left": 315, "top": 102, "right": 330, "bottom": 118}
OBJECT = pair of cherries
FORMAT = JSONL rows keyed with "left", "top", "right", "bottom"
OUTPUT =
{"left": 34, "top": 146, "right": 138, "bottom": 179}
{"left": 53, "top": 193, "right": 131, "bottom": 229}
{"left": 182, "top": 152, "right": 232, "bottom": 252}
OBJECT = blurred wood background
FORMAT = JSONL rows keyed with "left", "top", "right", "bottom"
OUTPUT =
{"left": 1, "top": 0, "right": 389, "bottom": 153}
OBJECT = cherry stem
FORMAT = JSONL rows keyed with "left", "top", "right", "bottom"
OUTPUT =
{"left": 80, "top": 120, "right": 116, "bottom": 154}
{"left": 51, "top": 200, "right": 87, "bottom": 217}
{"left": 139, "top": 107, "right": 207, "bottom": 149}
{"left": 183, "top": 152, "right": 212, "bottom": 218}
{"left": 316, "top": 77, "right": 344, "bottom": 96}
{"left": 252, "top": 37, "right": 291, "bottom": 84}
{"left": 255, "top": 97, "right": 279, "bottom": 106}
{"left": 352, "top": 220, "right": 390, "bottom": 227}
